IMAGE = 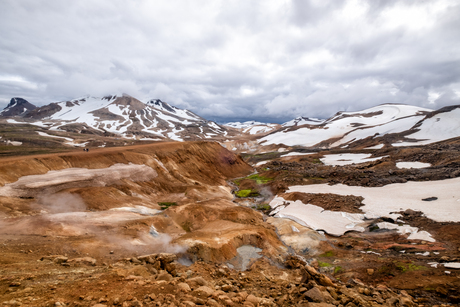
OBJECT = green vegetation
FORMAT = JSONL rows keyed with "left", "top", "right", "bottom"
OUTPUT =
{"left": 318, "top": 261, "right": 332, "bottom": 268}
{"left": 369, "top": 224, "right": 380, "bottom": 232}
{"left": 320, "top": 250, "right": 335, "bottom": 257}
{"left": 312, "top": 158, "right": 323, "bottom": 164}
{"left": 158, "top": 202, "right": 177, "bottom": 210}
{"left": 255, "top": 203, "right": 271, "bottom": 211}
{"left": 334, "top": 266, "right": 342, "bottom": 274}
{"left": 233, "top": 174, "right": 273, "bottom": 186}
{"left": 236, "top": 189, "right": 260, "bottom": 198}
{"left": 396, "top": 262, "right": 428, "bottom": 273}
{"left": 395, "top": 261, "right": 427, "bottom": 273}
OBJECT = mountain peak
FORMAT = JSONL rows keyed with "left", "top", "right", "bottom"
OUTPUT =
{"left": 1, "top": 97, "right": 37, "bottom": 116}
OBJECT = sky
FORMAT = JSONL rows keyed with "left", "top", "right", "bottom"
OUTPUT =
{"left": 1, "top": 0, "right": 459, "bottom": 123}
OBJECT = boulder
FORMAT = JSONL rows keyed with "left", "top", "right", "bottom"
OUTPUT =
{"left": 68, "top": 257, "right": 96, "bottom": 266}
{"left": 193, "top": 286, "right": 214, "bottom": 298}
{"left": 177, "top": 282, "right": 192, "bottom": 292}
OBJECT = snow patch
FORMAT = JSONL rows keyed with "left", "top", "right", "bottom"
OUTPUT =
{"left": 286, "top": 177, "right": 460, "bottom": 222}
{"left": 281, "top": 152, "right": 315, "bottom": 157}
{"left": 320, "top": 153, "right": 387, "bottom": 166}
{"left": 396, "top": 162, "right": 431, "bottom": 169}
{"left": 443, "top": 263, "right": 460, "bottom": 269}
{"left": 36, "top": 131, "right": 73, "bottom": 142}
{"left": 365, "top": 144, "right": 384, "bottom": 149}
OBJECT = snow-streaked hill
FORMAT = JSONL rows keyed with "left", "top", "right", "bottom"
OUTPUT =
{"left": 282, "top": 116, "right": 323, "bottom": 127}
{"left": 224, "top": 121, "right": 280, "bottom": 135}
{"left": 3, "top": 94, "right": 227, "bottom": 141}
{"left": 259, "top": 104, "right": 460, "bottom": 148}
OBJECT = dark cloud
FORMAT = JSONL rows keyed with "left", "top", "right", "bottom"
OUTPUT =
{"left": 0, "top": 0, "right": 459, "bottom": 123}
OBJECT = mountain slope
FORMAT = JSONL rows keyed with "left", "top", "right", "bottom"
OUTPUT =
{"left": 259, "top": 104, "right": 460, "bottom": 148}
{"left": 0, "top": 97, "right": 36, "bottom": 117}
{"left": 224, "top": 121, "right": 280, "bottom": 135}
{"left": 5, "top": 94, "right": 228, "bottom": 141}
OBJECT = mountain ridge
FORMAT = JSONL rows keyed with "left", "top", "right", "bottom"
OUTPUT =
{"left": 2, "top": 96, "right": 460, "bottom": 147}
{"left": 2, "top": 94, "right": 228, "bottom": 141}
{"left": 259, "top": 103, "right": 460, "bottom": 149}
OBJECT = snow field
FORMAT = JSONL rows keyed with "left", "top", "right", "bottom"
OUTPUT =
{"left": 269, "top": 177, "right": 460, "bottom": 239}
{"left": 320, "top": 153, "right": 387, "bottom": 166}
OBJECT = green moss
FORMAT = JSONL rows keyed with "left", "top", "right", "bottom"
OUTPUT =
{"left": 256, "top": 203, "right": 271, "bottom": 211}
{"left": 158, "top": 202, "right": 177, "bottom": 210}
{"left": 318, "top": 261, "right": 332, "bottom": 268}
{"left": 334, "top": 266, "right": 342, "bottom": 274}
{"left": 395, "top": 262, "right": 427, "bottom": 273}
{"left": 320, "top": 250, "right": 335, "bottom": 257}
{"left": 236, "top": 189, "right": 260, "bottom": 198}
{"left": 234, "top": 174, "right": 273, "bottom": 186}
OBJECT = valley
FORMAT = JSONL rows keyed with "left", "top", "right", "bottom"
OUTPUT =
{"left": 1, "top": 98, "right": 460, "bottom": 306}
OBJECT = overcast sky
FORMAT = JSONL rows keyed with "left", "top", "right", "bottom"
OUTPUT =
{"left": 1, "top": 0, "right": 459, "bottom": 123}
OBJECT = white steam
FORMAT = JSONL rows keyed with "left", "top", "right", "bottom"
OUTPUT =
{"left": 37, "top": 192, "right": 86, "bottom": 213}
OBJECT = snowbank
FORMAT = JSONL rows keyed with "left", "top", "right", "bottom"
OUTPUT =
{"left": 320, "top": 153, "right": 387, "bottom": 166}
{"left": 285, "top": 177, "right": 460, "bottom": 222}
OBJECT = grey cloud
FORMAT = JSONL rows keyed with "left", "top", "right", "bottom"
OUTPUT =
{"left": 0, "top": 0, "right": 459, "bottom": 123}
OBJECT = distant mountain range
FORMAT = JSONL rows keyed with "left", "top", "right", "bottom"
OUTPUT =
{"left": 259, "top": 103, "right": 460, "bottom": 148}
{"left": 1, "top": 94, "right": 229, "bottom": 141}
{"left": 2, "top": 95, "right": 460, "bottom": 148}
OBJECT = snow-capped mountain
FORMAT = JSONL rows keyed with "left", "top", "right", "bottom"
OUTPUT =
{"left": 282, "top": 116, "right": 323, "bottom": 127}
{"left": 224, "top": 121, "right": 280, "bottom": 135}
{"left": 2, "top": 94, "right": 228, "bottom": 141}
{"left": 259, "top": 104, "right": 460, "bottom": 148}
{"left": 0, "top": 97, "right": 37, "bottom": 117}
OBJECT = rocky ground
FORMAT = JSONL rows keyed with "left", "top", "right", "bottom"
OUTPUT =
{"left": 0, "top": 140, "right": 459, "bottom": 306}
{"left": 236, "top": 141, "right": 460, "bottom": 306}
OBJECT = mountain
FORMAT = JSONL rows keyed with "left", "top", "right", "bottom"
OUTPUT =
{"left": 2, "top": 94, "right": 228, "bottom": 141}
{"left": 0, "top": 97, "right": 37, "bottom": 117}
{"left": 223, "top": 121, "right": 280, "bottom": 135}
{"left": 282, "top": 116, "right": 323, "bottom": 127}
{"left": 3, "top": 96, "right": 460, "bottom": 147}
{"left": 259, "top": 103, "right": 460, "bottom": 148}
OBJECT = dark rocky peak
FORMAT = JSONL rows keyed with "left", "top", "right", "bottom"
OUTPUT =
{"left": 147, "top": 99, "right": 176, "bottom": 113}
{"left": 1, "top": 97, "right": 37, "bottom": 117}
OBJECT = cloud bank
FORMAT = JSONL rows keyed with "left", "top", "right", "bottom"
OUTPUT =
{"left": 1, "top": 0, "right": 459, "bottom": 122}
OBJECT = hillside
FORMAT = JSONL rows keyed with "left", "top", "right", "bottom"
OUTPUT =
{"left": 259, "top": 103, "right": 460, "bottom": 149}
{"left": 2, "top": 94, "right": 230, "bottom": 141}
{"left": 1, "top": 138, "right": 460, "bottom": 305}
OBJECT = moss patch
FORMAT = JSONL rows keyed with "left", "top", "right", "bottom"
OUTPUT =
{"left": 234, "top": 174, "right": 273, "bottom": 186}
{"left": 395, "top": 261, "right": 427, "bottom": 273}
{"left": 320, "top": 250, "right": 335, "bottom": 257}
{"left": 318, "top": 261, "right": 332, "bottom": 268}
{"left": 255, "top": 203, "right": 271, "bottom": 211}
{"left": 236, "top": 189, "right": 260, "bottom": 198}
